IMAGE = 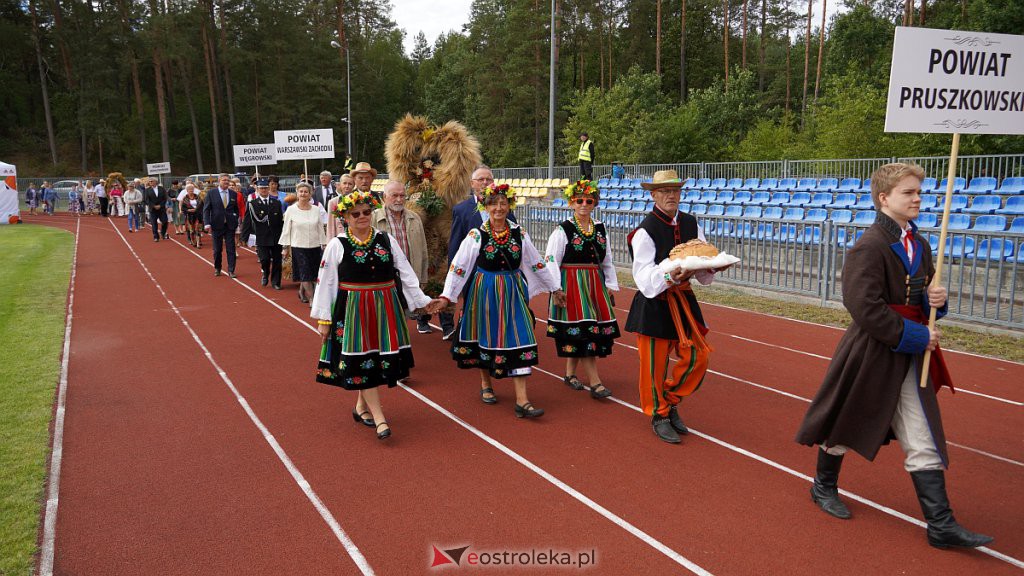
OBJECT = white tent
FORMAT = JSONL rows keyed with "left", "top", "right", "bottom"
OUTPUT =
{"left": 0, "top": 161, "right": 17, "bottom": 223}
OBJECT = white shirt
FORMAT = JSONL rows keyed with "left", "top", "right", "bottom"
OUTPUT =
{"left": 630, "top": 218, "right": 714, "bottom": 299}
{"left": 310, "top": 232, "right": 432, "bottom": 320}
{"left": 280, "top": 204, "right": 328, "bottom": 248}
{"left": 900, "top": 225, "right": 916, "bottom": 263}
{"left": 441, "top": 222, "right": 560, "bottom": 302}
{"left": 95, "top": 184, "right": 106, "bottom": 198}
{"left": 544, "top": 219, "right": 619, "bottom": 291}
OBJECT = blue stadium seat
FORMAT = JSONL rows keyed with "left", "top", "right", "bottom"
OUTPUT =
{"left": 938, "top": 177, "right": 967, "bottom": 192}
{"left": 853, "top": 211, "right": 877, "bottom": 225}
{"left": 734, "top": 221, "right": 755, "bottom": 238}
{"left": 857, "top": 178, "right": 872, "bottom": 193}
{"left": 676, "top": 202, "right": 689, "bottom": 213}
{"left": 685, "top": 190, "right": 702, "bottom": 203}
{"left": 762, "top": 207, "right": 784, "bottom": 219}
{"left": 700, "top": 190, "right": 718, "bottom": 203}
{"left": 793, "top": 178, "right": 817, "bottom": 191}
{"left": 921, "top": 177, "right": 938, "bottom": 192}
{"left": 845, "top": 229, "right": 866, "bottom": 247}
{"left": 694, "top": 178, "right": 711, "bottom": 189}
{"left": 682, "top": 177, "right": 697, "bottom": 188}
{"left": 996, "top": 196, "right": 1024, "bottom": 215}
{"left": 597, "top": 178, "right": 610, "bottom": 188}
{"left": 806, "top": 192, "right": 832, "bottom": 208}
{"left": 750, "top": 191, "right": 771, "bottom": 206}
{"left": 608, "top": 177, "right": 621, "bottom": 188}
{"left": 963, "top": 196, "right": 1001, "bottom": 214}
{"left": 756, "top": 178, "right": 780, "bottom": 191}
{"left": 948, "top": 195, "right": 969, "bottom": 212}
{"left": 753, "top": 222, "right": 775, "bottom": 239}
{"left": 815, "top": 178, "right": 839, "bottom": 192}
{"left": 799, "top": 225, "right": 823, "bottom": 245}
{"left": 707, "top": 204, "right": 726, "bottom": 216}
{"left": 690, "top": 204, "right": 707, "bottom": 215}
{"left": 778, "top": 178, "right": 798, "bottom": 191}
{"left": 852, "top": 194, "right": 875, "bottom": 210}
{"left": 734, "top": 191, "right": 753, "bottom": 205}
{"left": 943, "top": 213, "right": 970, "bottom": 230}
{"left": 1010, "top": 217, "right": 1024, "bottom": 234}
{"left": 724, "top": 205, "right": 742, "bottom": 217}
{"left": 605, "top": 200, "right": 620, "bottom": 210}
{"left": 995, "top": 176, "right": 1024, "bottom": 195}
{"left": 783, "top": 208, "right": 805, "bottom": 220}
{"left": 709, "top": 178, "right": 728, "bottom": 190}
{"left": 835, "top": 178, "right": 860, "bottom": 192}
{"left": 1012, "top": 243, "right": 1024, "bottom": 263}
{"left": 617, "top": 200, "right": 632, "bottom": 211}
{"left": 805, "top": 209, "right": 828, "bottom": 222}
{"left": 829, "top": 209, "right": 853, "bottom": 223}
{"left": 974, "top": 238, "right": 1014, "bottom": 261}
{"left": 964, "top": 177, "right": 997, "bottom": 194}
{"left": 717, "top": 191, "right": 735, "bottom": 204}
{"left": 942, "top": 236, "right": 975, "bottom": 258}
{"left": 916, "top": 213, "right": 938, "bottom": 228}
{"left": 919, "top": 194, "right": 938, "bottom": 211}
{"left": 742, "top": 178, "right": 760, "bottom": 191}
{"left": 766, "top": 192, "right": 790, "bottom": 207}
{"left": 971, "top": 215, "right": 1007, "bottom": 231}
{"left": 774, "top": 223, "right": 799, "bottom": 242}
{"left": 742, "top": 206, "right": 763, "bottom": 218}
{"left": 725, "top": 178, "right": 744, "bottom": 191}
{"left": 788, "top": 192, "right": 812, "bottom": 207}
{"left": 830, "top": 193, "right": 857, "bottom": 209}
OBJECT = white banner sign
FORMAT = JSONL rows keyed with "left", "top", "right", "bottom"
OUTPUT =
{"left": 233, "top": 144, "right": 277, "bottom": 167}
{"left": 146, "top": 162, "right": 172, "bottom": 175}
{"left": 274, "top": 129, "right": 335, "bottom": 160}
{"left": 885, "top": 27, "right": 1024, "bottom": 135}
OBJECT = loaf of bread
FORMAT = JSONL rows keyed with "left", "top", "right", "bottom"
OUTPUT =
{"left": 669, "top": 239, "right": 719, "bottom": 259}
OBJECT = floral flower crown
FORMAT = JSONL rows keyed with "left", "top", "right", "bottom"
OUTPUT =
{"left": 332, "top": 190, "right": 380, "bottom": 219}
{"left": 477, "top": 183, "right": 517, "bottom": 211}
{"left": 563, "top": 179, "right": 598, "bottom": 201}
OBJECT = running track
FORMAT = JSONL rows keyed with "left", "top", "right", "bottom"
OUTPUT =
{"left": 30, "top": 214, "right": 1023, "bottom": 575}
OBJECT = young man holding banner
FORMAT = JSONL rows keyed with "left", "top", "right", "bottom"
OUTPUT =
{"left": 796, "top": 163, "right": 993, "bottom": 550}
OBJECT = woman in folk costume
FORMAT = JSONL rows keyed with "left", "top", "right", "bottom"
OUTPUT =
{"left": 312, "top": 191, "right": 443, "bottom": 441}
{"left": 796, "top": 163, "right": 993, "bottom": 550}
{"left": 440, "top": 184, "right": 566, "bottom": 418}
{"left": 625, "top": 170, "right": 723, "bottom": 444}
{"left": 544, "top": 179, "right": 620, "bottom": 399}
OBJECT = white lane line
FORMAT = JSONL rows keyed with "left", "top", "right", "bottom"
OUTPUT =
{"left": 111, "top": 222, "right": 374, "bottom": 576}
{"left": 159, "top": 240, "right": 1021, "bottom": 570}
{"left": 399, "top": 383, "right": 714, "bottom": 576}
{"left": 39, "top": 217, "right": 81, "bottom": 576}
{"left": 607, "top": 305, "right": 1022, "bottom": 406}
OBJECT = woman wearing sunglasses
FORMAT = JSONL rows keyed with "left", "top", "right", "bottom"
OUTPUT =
{"left": 438, "top": 184, "right": 565, "bottom": 418}
{"left": 312, "top": 191, "right": 443, "bottom": 440}
{"left": 544, "top": 180, "right": 620, "bottom": 399}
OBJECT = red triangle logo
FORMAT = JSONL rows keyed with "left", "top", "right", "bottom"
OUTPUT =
{"left": 430, "top": 545, "right": 454, "bottom": 568}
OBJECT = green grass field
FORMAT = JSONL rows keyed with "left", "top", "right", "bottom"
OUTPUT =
{"left": 0, "top": 224, "right": 73, "bottom": 576}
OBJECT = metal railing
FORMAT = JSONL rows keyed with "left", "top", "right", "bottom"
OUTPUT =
{"left": 521, "top": 206, "right": 1024, "bottom": 329}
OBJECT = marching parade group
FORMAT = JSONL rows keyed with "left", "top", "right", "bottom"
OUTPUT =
{"left": 33, "top": 159, "right": 994, "bottom": 551}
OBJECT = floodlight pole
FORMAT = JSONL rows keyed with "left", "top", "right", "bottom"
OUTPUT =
{"left": 547, "top": 0, "right": 556, "bottom": 179}
{"left": 331, "top": 40, "right": 353, "bottom": 157}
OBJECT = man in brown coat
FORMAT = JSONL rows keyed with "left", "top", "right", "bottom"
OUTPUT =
{"left": 372, "top": 180, "right": 432, "bottom": 333}
{"left": 796, "top": 163, "right": 993, "bottom": 550}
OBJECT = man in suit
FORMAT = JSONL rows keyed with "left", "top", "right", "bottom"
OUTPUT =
{"left": 144, "top": 177, "right": 169, "bottom": 241}
{"left": 240, "top": 178, "right": 284, "bottom": 289}
{"left": 439, "top": 165, "right": 517, "bottom": 340}
{"left": 203, "top": 173, "right": 240, "bottom": 277}
{"left": 315, "top": 171, "right": 335, "bottom": 207}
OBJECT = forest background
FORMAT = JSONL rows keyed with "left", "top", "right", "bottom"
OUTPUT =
{"left": 2, "top": 0, "right": 1022, "bottom": 177}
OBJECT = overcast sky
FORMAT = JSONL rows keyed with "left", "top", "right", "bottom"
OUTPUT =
{"left": 390, "top": 0, "right": 845, "bottom": 55}
{"left": 391, "top": 0, "right": 474, "bottom": 54}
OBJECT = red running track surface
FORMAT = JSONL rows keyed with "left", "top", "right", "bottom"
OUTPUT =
{"left": 30, "top": 214, "right": 1023, "bottom": 575}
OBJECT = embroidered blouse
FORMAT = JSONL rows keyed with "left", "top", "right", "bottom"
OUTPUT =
{"left": 441, "top": 222, "right": 560, "bottom": 302}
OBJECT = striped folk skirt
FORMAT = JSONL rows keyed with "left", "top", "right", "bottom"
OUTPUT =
{"left": 316, "top": 280, "right": 414, "bottom": 390}
{"left": 452, "top": 269, "right": 539, "bottom": 379}
{"left": 546, "top": 264, "right": 620, "bottom": 357}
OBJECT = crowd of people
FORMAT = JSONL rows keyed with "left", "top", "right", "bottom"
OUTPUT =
{"left": 25, "top": 159, "right": 993, "bottom": 550}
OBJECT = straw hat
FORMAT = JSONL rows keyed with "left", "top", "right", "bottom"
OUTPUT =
{"left": 640, "top": 169, "right": 684, "bottom": 191}
{"left": 349, "top": 161, "right": 378, "bottom": 179}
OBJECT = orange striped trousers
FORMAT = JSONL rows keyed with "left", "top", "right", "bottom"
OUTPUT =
{"left": 636, "top": 336, "right": 709, "bottom": 417}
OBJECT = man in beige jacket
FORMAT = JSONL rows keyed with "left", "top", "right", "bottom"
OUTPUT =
{"left": 372, "top": 180, "right": 433, "bottom": 333}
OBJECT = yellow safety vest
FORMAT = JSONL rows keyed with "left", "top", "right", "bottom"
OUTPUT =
{"left": 578, "top": 140, "right": 592, "bottom": 162}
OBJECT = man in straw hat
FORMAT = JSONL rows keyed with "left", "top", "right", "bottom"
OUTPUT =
{"left": 625, "top": 169, "right": 721, "bottom": 444}
{"left": 349, "top": 161, "right": 379, "bottom": 201}
{"left": 795, "top": 162, "right": 993, "bottom": 550}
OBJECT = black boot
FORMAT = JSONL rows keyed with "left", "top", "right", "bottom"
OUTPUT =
{"left": 910, "top": 469, "right": 994, "bottom": 549}
{"left": 811, "top": 449, "right": 851, "bottom": 519}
